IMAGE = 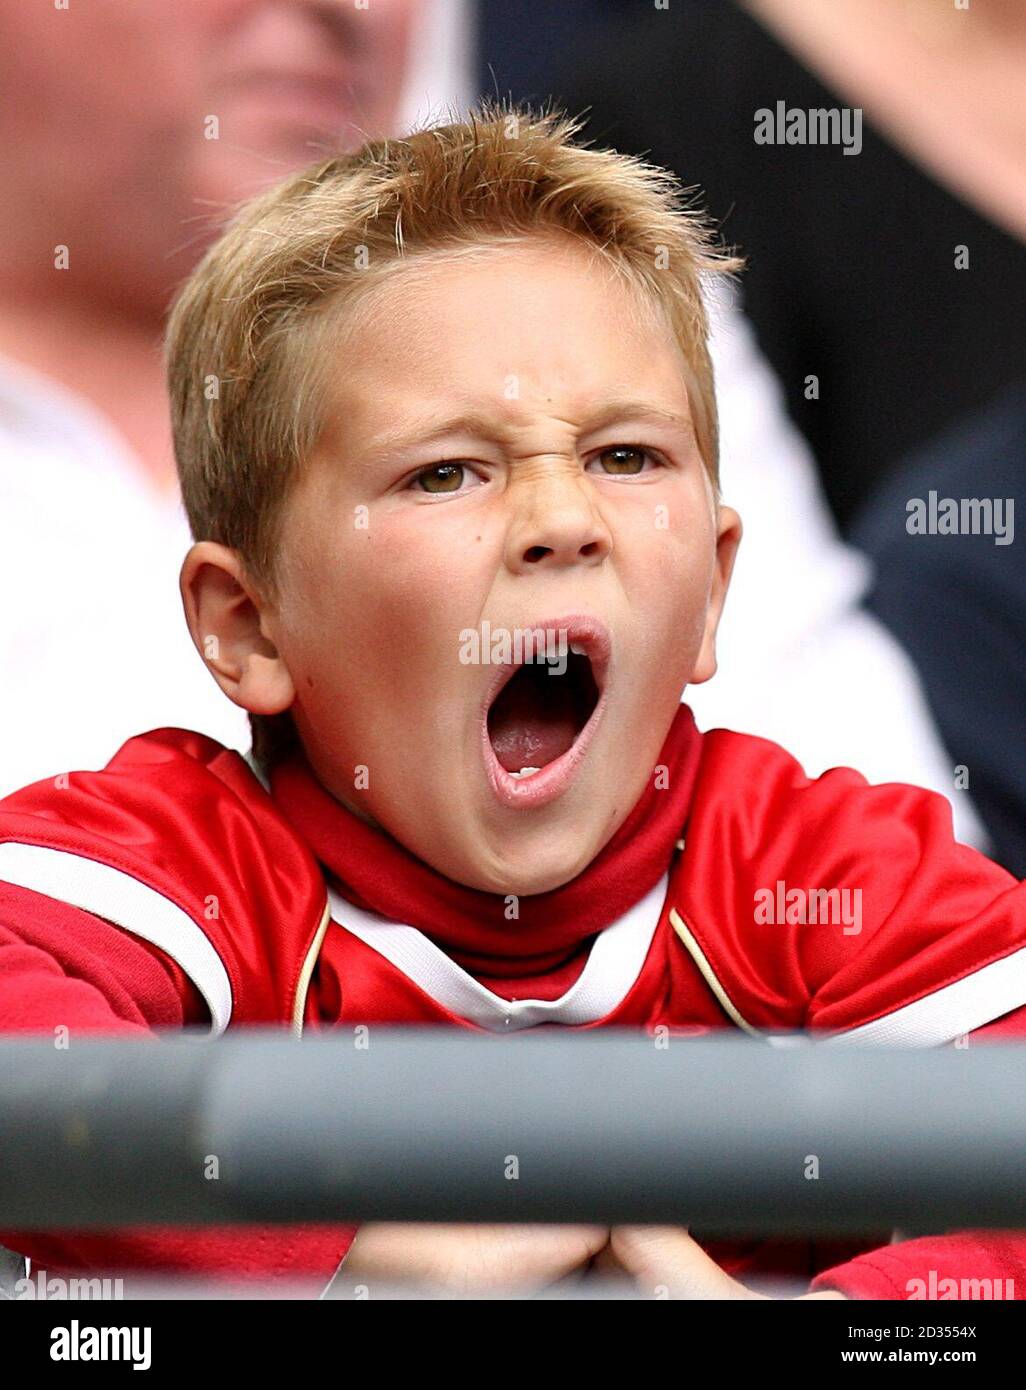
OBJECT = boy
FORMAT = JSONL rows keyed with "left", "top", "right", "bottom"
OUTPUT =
{"left": 2, "top": 103, "right": 1026, "bottom": 1299}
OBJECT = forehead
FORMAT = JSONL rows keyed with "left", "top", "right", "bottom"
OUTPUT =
{"left": 315, "top": 238, "right": 691, "bottom": 437}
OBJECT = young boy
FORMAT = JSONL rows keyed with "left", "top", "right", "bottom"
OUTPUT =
{"left": 1, "top": 103, "right": 1026, "bottom": 1300}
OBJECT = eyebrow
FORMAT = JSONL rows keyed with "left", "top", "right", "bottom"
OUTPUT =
{"left": 360, "top": 397, "right": 695, "bottom": 462}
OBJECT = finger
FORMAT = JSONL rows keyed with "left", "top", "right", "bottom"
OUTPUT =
{"left": 502, "top": 1224, "right": 611, "bottom": 1281}
{"left": 610, "top": 1225, "right": 762, "bottom": 1300}
{"left": 589, "top": 1242, "right": 626, "bottom": 1275}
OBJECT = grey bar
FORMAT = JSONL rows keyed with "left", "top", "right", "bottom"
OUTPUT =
{"left": 0, "top": 1030, "right": 1023, "bottom": 1232}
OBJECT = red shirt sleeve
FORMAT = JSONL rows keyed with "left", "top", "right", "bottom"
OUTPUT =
{"left": 682, "top": 730, "right": 1026, "bottom": 1037}
{"left": 0, "top": 879, "right": 202, "bottom": 1034}
{"left": 810, "top": 1003, "right": 1026, "bottom": 1299}
{"left": 0, "top": 879, "right": 357, "bottom": 1288}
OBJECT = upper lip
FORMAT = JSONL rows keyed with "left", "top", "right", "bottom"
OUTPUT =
{"left": 480, "top": 614, "right": 611, "bottom": 722}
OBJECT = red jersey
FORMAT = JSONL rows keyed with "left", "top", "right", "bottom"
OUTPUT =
{"left": 2, "top": 709, "right": 1026, "bottom": 1299}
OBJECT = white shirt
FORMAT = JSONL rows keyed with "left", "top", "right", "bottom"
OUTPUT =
{"left": 687, "top": 285, "right": 986, "bottom": 848}
{"left": 0, "top": 353, "right": 250, "bottom": 795}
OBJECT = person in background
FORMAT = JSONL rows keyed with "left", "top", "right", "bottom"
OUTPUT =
{"left": 550, "top": 0, "right": 1026, "bottom": 531}
{"left": 853, "top": 385, "right": 1026, "bottom": 876}
{"left": 686, "top": 283, "right": 985, "bottom": 852}
{"left": 0, "top": 0, "right": 468, "bottom": 794}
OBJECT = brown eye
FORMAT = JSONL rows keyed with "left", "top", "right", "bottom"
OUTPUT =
{"left": 416, "top": 463, "right": 465, "bottom": 493}
{"left": 596, "top": 446, "right": 648, "bottom": 475}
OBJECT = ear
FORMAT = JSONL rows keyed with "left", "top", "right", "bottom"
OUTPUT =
{"left": 690, "top": 504, "right": 741, "bottom": 686}
{"left": 179, "top": 542, "right": 295, "bottom": 716}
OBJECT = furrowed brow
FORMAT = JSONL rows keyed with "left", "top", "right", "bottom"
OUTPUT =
{"left": 581, "top": 398, "right": 694, "bottom": 435}
{"left": 362, "top": 398, "right": 695, "bottom": 462}
{"left": 362, "top": 411, "right": 503, "bottom": 462}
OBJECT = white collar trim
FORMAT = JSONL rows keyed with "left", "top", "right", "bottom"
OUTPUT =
{"left": 326, "top": 872, "right": 670, "bottom": 1032}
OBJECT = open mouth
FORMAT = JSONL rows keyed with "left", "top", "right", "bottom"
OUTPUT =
{"left": 481, "top": 618, "right": 609, "bottom": 807}
{"left": 487, "top": 647, "right": 599, "bottom": 774}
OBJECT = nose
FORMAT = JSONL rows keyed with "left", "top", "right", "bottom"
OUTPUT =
{"left": 504, "top": 468, "right": 613, "bottom": 574}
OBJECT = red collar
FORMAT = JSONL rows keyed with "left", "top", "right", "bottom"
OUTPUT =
{"left": 270, "top": 704, "right": 703, "bottom": 977}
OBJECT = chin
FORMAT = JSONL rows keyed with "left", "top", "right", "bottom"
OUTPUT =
{"left": 459, "top": 826, "right": 602, "bottom": 897}
{"left": 506, "top": 861, "right": 590, "bottom": 896}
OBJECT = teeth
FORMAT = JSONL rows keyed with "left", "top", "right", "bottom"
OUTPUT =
{"left": 509, "top": 767, "right": 542, "bottom": 779}
{"left": 570, "top": 642, "right": 587, "bottom": 656}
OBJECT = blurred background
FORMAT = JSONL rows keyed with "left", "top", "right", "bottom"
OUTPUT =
{"left": 1, "top": 0, "right": 1024, "bottom": 870}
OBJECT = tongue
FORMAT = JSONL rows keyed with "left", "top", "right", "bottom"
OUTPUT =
{"left": 488, "top": 669, "right": 580, "bottom": 773}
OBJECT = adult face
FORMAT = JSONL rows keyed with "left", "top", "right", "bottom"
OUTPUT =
{"left": 0, "top": 0, "right": 418, "bottom": 309}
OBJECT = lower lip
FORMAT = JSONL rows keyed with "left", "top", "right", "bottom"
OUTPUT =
{"left": 481, "top": 693, "right": 608, "bottom": 811}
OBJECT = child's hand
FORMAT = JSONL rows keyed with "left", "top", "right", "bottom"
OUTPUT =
{"left": 597, "top": 1226, "right": 849, "bottom": 1300}
{"left": 337, "top": 1221, "right": 610, "bottom": 1295}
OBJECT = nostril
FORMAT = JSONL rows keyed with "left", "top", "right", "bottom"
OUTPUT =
{"left": 579, "top": 541, "right": 602, "bottom": 558}
{"left": 524, "top": 545, "right": 552, "bottom": 563}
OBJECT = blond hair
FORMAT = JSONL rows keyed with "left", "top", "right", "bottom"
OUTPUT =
{"left": 166, "top": 99, "right": 742, "bottom": 766}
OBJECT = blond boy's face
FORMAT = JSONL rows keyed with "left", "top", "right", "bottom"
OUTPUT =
{"left": 261, "top": 240, "right": 739, "bottom": 894}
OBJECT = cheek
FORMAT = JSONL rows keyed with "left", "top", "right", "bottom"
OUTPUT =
{"left": 620, "top": 507, "right": 716, "bottom": 663}
{"left": 357, "top": 509, "right": 490, "bottom": 623}
{"left": 364, "top": 0, "right": 417, "bottom": 54}
{"left": 286, "top": 511, "right": 488, "bottom": 699}
{"left": 623, "top": 497, "right": 714, "bottom": 598}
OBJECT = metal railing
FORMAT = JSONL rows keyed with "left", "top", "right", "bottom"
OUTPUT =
{"left": 0, "top": 1030, "right": 1022, "bottom": 1235}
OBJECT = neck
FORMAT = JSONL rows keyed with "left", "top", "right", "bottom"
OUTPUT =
{"left": 269, "top": 703, "right": 705, "bottom": 978}
{"left": 0, "top": 291, "right": 178, "bottom": 497}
